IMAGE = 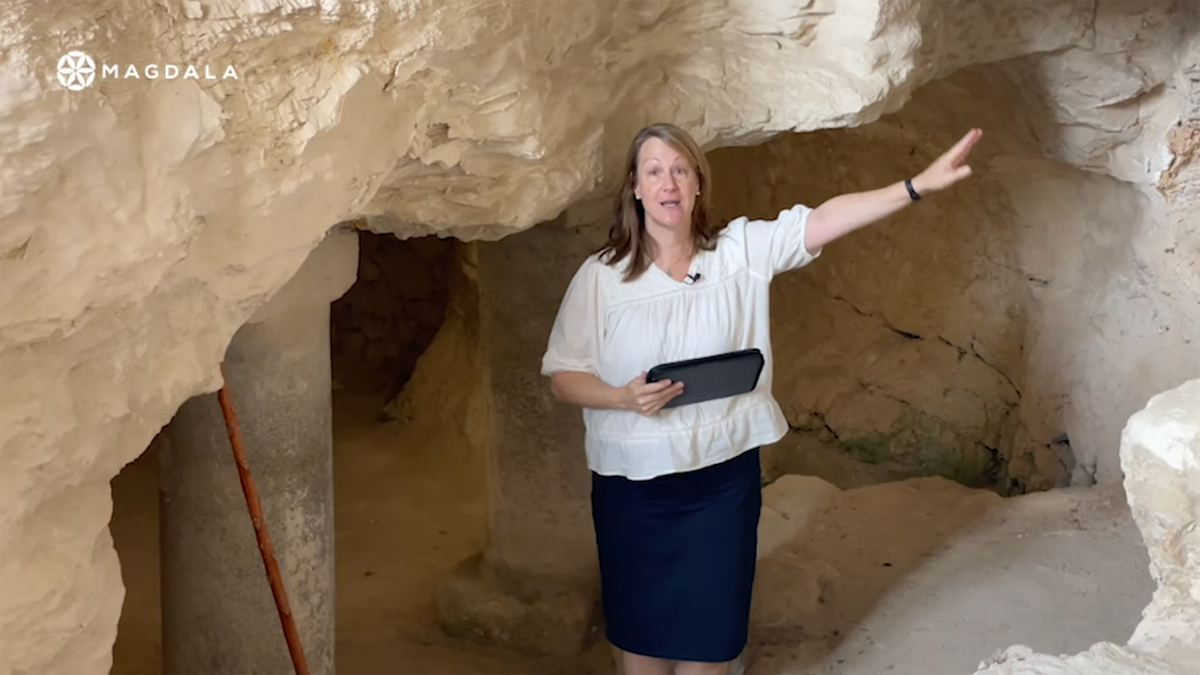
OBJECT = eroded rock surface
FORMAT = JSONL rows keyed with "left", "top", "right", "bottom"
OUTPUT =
{"left": 0, "top": 1, "right": 1197, "bottom": 673}
{"left": 970, "top": 378, "right": 1200, "bottom": 675}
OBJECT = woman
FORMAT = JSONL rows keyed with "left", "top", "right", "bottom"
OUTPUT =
{"left": 540, "top": 122, "right": 981, "bottom": 675}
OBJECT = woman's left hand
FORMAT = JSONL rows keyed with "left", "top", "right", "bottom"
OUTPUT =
{"left": 913, "top": 128, "right": 983, "bottom": 194}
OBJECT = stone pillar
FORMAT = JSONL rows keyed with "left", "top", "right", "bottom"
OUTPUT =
{"left": 436, "top": 218, "right": 606, "bottom": 657}
{"left": 159, "top": 228, "right": 358, "bottom": 675}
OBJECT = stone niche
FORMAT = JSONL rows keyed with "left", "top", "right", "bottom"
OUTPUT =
{"left": 1, "top": 1, "right": 1198, "bottom": 675}
{"left": 329, "top": 229, "right": 459, "bottom": 400}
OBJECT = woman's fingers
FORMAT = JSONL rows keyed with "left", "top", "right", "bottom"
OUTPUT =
{"left": 638, "top": 387, "right": 679, "bottom": 408}
{"left": 654, "top": 382, "right": 684, "bottom": 404}
{"left": 642, "top": 379, "right": 676, "bottom": 393}
{"left": 635, "top": 380, "right": 684, "bottom": 415}
{"left": 922, "top": 129, "right": 981, "bottom": 191}
{"left": 636, "top": 378, "right": 682, "bottom": 396}
{"left": 946, "top": 129, "right": 982, "bottom": 170}
{"left": 950, "top": 128, "right": 982, "bottom": 163}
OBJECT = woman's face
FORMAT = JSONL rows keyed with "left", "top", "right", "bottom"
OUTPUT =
{"left": 634, "top": 137, "right": 699, "bottom": 232}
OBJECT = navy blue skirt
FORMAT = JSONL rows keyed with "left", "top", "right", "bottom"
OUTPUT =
{"left": 590, "top": 448, "right": 762, "bottom": 663}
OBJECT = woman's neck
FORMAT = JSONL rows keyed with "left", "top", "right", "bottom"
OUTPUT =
{"left": 646, "top": 222, "right": 692, "bottom": 262}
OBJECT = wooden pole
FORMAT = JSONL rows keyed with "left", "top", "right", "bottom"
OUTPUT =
{"left": 215, "top": 364, "right": 311, "bottom": 675}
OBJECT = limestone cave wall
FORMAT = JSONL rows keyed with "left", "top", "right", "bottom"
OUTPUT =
{"left": 711, "top": 118, "right": 1024, "bottom": 491}
{"left": 0, "top": 1, "right": 1197, "bottom": 674}
{"left": 707, "top": 7, "right": 1200, "bottom": 492}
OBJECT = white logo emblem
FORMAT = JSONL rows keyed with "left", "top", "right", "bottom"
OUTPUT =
{"left": 57, "top": 51, "right": 96, "bottom": 91}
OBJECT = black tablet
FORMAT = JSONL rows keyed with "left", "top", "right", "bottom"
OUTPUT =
{"left": 646, "top": 348, "right": 765, "bottom": 409}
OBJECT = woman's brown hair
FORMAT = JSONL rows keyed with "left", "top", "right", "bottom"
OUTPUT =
{"left": 598, "top": 123, "right": 723, "bottom": 281}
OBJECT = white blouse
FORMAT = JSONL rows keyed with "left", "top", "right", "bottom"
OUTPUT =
{"left": 541, "top": 204, "right": 821, "bottom": 481}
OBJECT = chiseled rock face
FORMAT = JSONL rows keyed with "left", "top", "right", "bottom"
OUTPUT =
{"left": 972, "top": 378, "right": 1200, "bottom": 675}
{"left": 0, "top": 1, "right": 1196, "bottom": 674}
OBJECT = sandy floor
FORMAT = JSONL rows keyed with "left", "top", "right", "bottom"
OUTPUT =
{"left": 749, "top": 475, "right": 1152, "bottom": 675}
{"left": 109, "top": 388, "right": 1153, "bottom": 675}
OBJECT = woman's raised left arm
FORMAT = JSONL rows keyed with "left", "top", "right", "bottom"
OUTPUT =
{"left": 804, "top": 128, "right": 983, "bottom": 252}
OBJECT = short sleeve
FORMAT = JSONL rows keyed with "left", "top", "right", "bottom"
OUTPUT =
{"left": 743, "top": 203, "right": 822, "bottom": 277}
{"left": 541, "top": 258, "right": 605, "bottom": 377}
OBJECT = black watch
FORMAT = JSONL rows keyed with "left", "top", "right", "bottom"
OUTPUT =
{"left": 905, "top": 178, "right": 922, "bottom": 201}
